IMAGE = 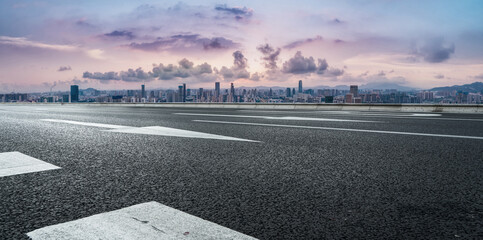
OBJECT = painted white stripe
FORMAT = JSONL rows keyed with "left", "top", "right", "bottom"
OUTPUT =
{"left": 42, "top": 119, "right": 130, "bottom": 129}
{"left": 0, "top": 152, "right": 61, "bottom": 177}
{"left": 27, "top": 201, "right": 257, "bottom": 240}
{"left": 175, "top": 113, "right": 377, "bottom": 123}
{"left": 239, "top": 110, "right": 483, "bottom": 121}
{"left": 193, "top": 120, "right": 483, "bottom": 140}
{"left": 237, "top": 110, "right": 353, "bottom": 114}
{"left": 41, "top": 119, "right": 258, "bottom": 142}
{"left": 104, "top": 126, "right": 259, "bottom": 142}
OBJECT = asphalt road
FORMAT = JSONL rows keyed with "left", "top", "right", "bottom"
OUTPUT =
{"left": 1, "top": 104, "right": 482, "bottom": 239}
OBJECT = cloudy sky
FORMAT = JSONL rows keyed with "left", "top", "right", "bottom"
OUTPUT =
{"left": 1, "top": 0, "right": 483, "bottom": 93}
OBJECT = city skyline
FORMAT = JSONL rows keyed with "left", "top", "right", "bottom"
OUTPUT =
{"left": 1, "top": 0, "right": 483, "bottom": 93}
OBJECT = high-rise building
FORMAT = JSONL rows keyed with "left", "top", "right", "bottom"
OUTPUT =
{"left": 230, "top": 83, "right": 235, "bottom": 96}
{"left": 298, "top": 80, "right": 303, "bottom": 93}
{"left": 286, "top": 88, "right": 291, "bottom": 97}
{"left": 350, "top": 85, "right": 358, "bottom": 97}
{"left": 215, "top": 82, "right": 220, "bottom": 98}
{"left": 70, "top": 85, "right": 79, "bottom": 102}
{"left": 178, "top": 85, "right": 183, "bottom": 102}
{"left": 198, "top": 88, "right": 203, "bottom": 100}
{"left": 182, "top": 83, "right": 186, "bottom": 102}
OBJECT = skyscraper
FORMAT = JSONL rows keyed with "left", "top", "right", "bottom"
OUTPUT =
{"left": 230, "top": 83, "right": 235, "bottom": 96}
{"left": 286, "top": 88, "right": 291, "bottom": 97}
{"left": 70, "top": 85, "right": 79, "bottom": 102}
{"left": 182, "top": 83, "right": 186, "bottom": 102}
{"left": 215, "top": 82, "right": 220, "bottom": 98}
{"left": 178, "top": 85, "right": 183, "bottom": 102}
{"left": 198, "top": 88, "right": 203, "bottom": 100}
{"left": 298, "top": 80, "right": 303, "bottom": 93}
{"left": 350, "top": 85, "right": 358, "bottom": 97}
{"left": 141, "top": 84, "right": 146, "bottom": 98}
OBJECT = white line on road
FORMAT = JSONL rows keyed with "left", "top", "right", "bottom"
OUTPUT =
{"left": 175, "top": 113, "right": 377, "bottom": 123}
{"left": 238, "top": 110, "right": 483, "bottom": 121}
{"left": 193, "top": 120, "right": 483, "bottom": 140}
{"left": 42, "top": 119, "right": 130, "bottom": 129}
{"left": 0, "top": 152, "right": 61, "bottom": 177}
{"left": 41, "top": 119, "right": 258, "bottom": 142}
{"left": 27, "top": 201, "right": 257, "bottom": 240}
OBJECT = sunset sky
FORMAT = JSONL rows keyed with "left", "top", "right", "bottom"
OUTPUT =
{"left": 1, "top": 0, "right": 483, "bottom": 93}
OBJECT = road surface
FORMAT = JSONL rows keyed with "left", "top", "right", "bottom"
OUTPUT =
{"left": 1, "top": 104, "right": 482, "bottom": 239}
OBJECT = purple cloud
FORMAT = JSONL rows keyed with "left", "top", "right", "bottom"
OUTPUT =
{"left": 104, "top": 30, "right": 135, "bottom": 40}
{"left": 283, "top": 35, "right": 323, "bottom": 49}
{"left": 282, "top": 51, "right": 317, "bottom": 74}
{"left": 215, "top": 4, "right": 253, "bottom": 17}
{"left": 257, "top": 44, "right": 281, "bottom": 70}
{"left": 128, "top": 34, "right": 239, "bottom": 52}
{"left": 58, "top": 66, "right": 71, "bottom": 71}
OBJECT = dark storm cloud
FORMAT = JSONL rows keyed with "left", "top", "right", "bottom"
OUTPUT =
{"left": 214, "top": 4, "right": 253, "bottom": 17}
{"left": 104, "top": 30, "right": 135, "bottom": 40}
{"left": 128, "top": 34, "right": 239, "bottom": 52}
{"left": 417, "top": 38, "right": 455, "bottom": 63}
{"left": 57, "top": 65, "right": 71, "bottom": 71}
{"left": 257, "top": 44, "right": 281, "bottom": 70}
{"left": 283, "top": 36, "right": 323, "bottom": 49}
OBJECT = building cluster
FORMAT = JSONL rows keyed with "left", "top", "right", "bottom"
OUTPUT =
{"left": 1, "top": 80, "right": 482, "bottom": 104}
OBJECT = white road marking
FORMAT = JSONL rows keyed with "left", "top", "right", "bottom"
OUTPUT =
{"left": 0, "top": 152, "right": 61, "bottom": 177}
{"left": 193, "top": 120, "right": 483, "bottom": 140}
{"left": 27, "top": 201, "right": 257, "bottom": 240}
{"left": 104, "top": 126, "right": 259, "bottom": 142}
{"left": 237, "top": 110, "right": 353, "bottom": 114}
{"left": 41, "top": 119, "right": 258, "bottom": 142}
{"left": 42, "top": 119, "right": 130, "bottom": 129}
{"left": 174, "top": 113, "right": 377, "bottom": 123}
{"left": 239, "top": 111, "right": 483, "bottom": 121}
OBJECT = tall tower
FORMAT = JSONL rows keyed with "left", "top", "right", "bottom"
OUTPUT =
{"left": 141, "top": 84, "right": 146, "bottom": 98}
{"left": 182, "top": 83, "right": 186, "bottom": 102}
{"left": 350, "top": 85, "right": 359, "bottom": 97}
{"left": 178, "top": 85, "right": 183, "bottom": 102}
{"left": 230, "top": 83, "right": 235, "bottom": 102}
{"left": 298, "top": 80, "right": 303, "bottom": 93}
{"left": 215, "top": 82, "right": 220, "bottom": 98}
{"left": 70, "top": 85, "right": 79, "bottom": 102}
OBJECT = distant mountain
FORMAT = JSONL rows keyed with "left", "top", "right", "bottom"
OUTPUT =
{"left": 430, "top": 82, "right": 483, "bottom": 93}
{"left": 359, "top": 82, "right": 416, "bottom": 91}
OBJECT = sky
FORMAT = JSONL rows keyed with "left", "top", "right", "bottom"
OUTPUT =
{"left": 1, "top": 0, "right": 483, "bottom": 93}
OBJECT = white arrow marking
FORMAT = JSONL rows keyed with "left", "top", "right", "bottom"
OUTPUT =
{"left": 41, "top": 119, "right": 258, "bottom": 142}
{"left": 27, "top": 201, "right": 258, "bottom": 240}
{"left": 0, "top": 152, "right": 60, "bottom": 177}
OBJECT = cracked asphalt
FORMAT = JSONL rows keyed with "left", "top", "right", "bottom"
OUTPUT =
{"left": 0, "top": 104, "right": 482, "bottom": 239}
